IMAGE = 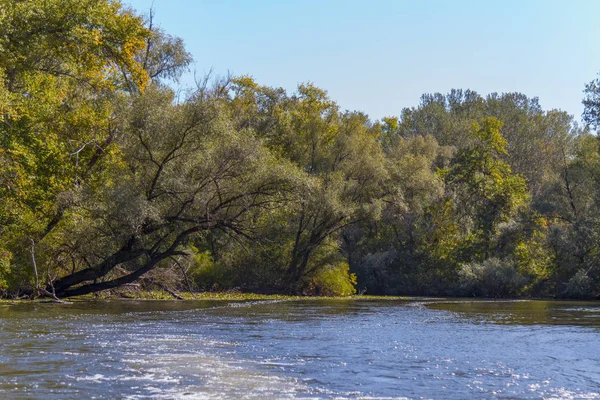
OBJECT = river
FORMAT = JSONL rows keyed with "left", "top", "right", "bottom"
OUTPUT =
{"left": 0, "top": 299, "right": 599, "bottom": 399}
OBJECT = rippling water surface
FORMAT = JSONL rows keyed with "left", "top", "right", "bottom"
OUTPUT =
{"left": 0, "top": 298, "right": 599, "bottom": 399}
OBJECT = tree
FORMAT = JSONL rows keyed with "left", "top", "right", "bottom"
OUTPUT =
{"left": 442, "top": 117, "right": 528, "bottom": 262}
{"left": 47, "top": 83, "right": 297, "bottom": 297}
{"left": 0, "top": 0, "right": 156, "bottom": 295}
{"left": 209, "top": 80, "right": 387, "bottom": 293}
{"left": 346, "top": 134, "right": 450, "bottom": 294}
{"left": 0, "top": 0, "right": 197, "bottom": 297}
{"left": 538, "top": 132, "right": 600, "bottom": 294}
{"left": 583, "top": 73, "right": 600, "bottom": 129}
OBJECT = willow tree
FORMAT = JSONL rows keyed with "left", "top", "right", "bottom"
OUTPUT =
{"left": 0, "top": 0, "right": 192, "bottom": 295}
{"left": 203, "top": 80, "right": 387, "bottom": 293}
{"left": 346, "top": 134, "right": 450, "bottom": 294}
{"left": 45, "top": 83, "right": 297, "bottom": 297}
{"left": 275, "top": 85, "right": 387, "bottom": 290}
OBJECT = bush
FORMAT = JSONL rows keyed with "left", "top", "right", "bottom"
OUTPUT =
{"left": 458, "top": 258, "right": 526, "bottom": 297}
{"left": 304, "top": 262, "right": 357, "bottom": 296}
{"left": 353, "top": 250, "right": 399, "bottom": 295}
{"left": 0, "top": 250, "right": 11, "bottom": 290}
{"left": 563, "top": 270, "right": 594, "bottom": 299}
{"left": 188, "top": 249, "right": 230, "bottom": 291}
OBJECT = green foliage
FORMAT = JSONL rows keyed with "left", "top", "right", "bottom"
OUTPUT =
{"left": 304, "top": 262, "right": 357, "bottom": 296}
{"left": 458, "top": 258, "right": 527, "bottom": 298}
{"left": 2, "top": 2, "right": 600, "bottom": 299}
{"left": 513, "top": 217, "right": 554, "bottom": 293}
{"left": 442, "top": 118, "right": 529, "bottom": 261}
{"left": 188, "top": 248, "right": 229, "bottom": 291}
{"left": 0, "top": 0, "right": 155, "bottom": 294}
{"left": 563, "top": 270, "right": 594, "bottom": 299}
{"left": 583, "top": 73, "right": 600, "bottom": 129}
{"left": 0, "top": 250, "right": 11, "bottom": 290}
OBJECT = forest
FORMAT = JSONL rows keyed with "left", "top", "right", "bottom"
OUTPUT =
{"left": 1, "top": 0, "right": 600, "bottom": 299}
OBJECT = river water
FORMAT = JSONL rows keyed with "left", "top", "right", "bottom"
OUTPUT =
{"left": 0, "top": 299, "right": 599, "bottom": 399}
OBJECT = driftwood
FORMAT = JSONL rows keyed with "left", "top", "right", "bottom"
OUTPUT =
{"left": 164, "top": 287, "right": 184, "bottom": 300}
{"left": 158, "top": 283, "right": 184, "bottom": 300}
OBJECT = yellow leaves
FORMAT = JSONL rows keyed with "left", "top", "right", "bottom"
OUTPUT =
{"left": 382, "top": 116, "right": 399, "bottom": 131}
{"left": 472, "top": 117, "right": 509, "bottom": 155}
{"left": 4, "top": 0, "right": 150, "bottom": 93}
{"left": 512, "top": 214, "right": 553, "bottom": 292}
{"left": 91, "top": 29, "right": 103, "bottom": 46}
{"left": 306, "top": 261, "right": 357, "bottom": 296}
{"left": 119, "top": 35, "right": 150, "bottom": 91}
{"left": 0, "top": 0, "right": 152, "bottom": 222}
{"left": 233, "top": 75, "right": 259, "bottom": 90}
{"left": 536, "top": 217, "right": 548, "bottom": 229}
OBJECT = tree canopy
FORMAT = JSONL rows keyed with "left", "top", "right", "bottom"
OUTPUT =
{"left": 1, "top": 0, "right": 599, "bottom": 299}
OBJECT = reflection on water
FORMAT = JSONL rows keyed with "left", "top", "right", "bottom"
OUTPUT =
{"left": 0, "top": 299, "right": 599, "bottom": 399}
{"left": 427, "top": 299, "right": 600, "bottom": 326}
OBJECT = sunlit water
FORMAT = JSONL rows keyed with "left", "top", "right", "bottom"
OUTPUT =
{"left": 0, "top": 299, "right": 599, "bottom": 399}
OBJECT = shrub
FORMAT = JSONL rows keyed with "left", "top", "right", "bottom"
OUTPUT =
{"left": 188, "top": 249, "right": 230, "bottom": 291}
{"left": 0, "top": 251, "right": 11, "bottom": 290}
{"left": 304, "top": 262, "right": 357, "bottom": 296}
{"left": 563, "top": 270, "right": 594, "bottom": 299}
{"left": 458, "top": 257, "right": 526, "bottom": 297}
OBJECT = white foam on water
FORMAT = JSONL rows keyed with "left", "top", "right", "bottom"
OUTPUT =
{"left": 114, "top": 346, "right": 321, "bottom": 399}
{"left": 542, "top": 388, "right": 600, "bottom": 400}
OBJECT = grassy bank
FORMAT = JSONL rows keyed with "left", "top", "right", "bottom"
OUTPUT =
{"left": 73, "top": 288, "right": 408, "bottom": 301}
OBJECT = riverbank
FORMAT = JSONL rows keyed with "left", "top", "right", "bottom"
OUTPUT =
{"left": 0, "top": 289, "right": 408, "bottom": 303}
{"left": 84, "top": 289, "right": 409, "bottom": 301}
{"left": 2, "top": 286, "right": 598, "bottom": 302}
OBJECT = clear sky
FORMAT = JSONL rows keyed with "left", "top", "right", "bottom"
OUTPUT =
{"left": 124, "top": 0, "right": 600, "bottom": 123}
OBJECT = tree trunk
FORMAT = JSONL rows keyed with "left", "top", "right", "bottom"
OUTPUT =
{"left": 52, "top": 247, "right": 146, "bottom": 295}
{"left": 57, "top": 252, "right": 172, "bottom": 297}
{"left": 286, "top": 248, "right": 313, "bottom": 293}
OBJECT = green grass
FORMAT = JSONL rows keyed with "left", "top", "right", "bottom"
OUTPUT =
{"left": 77, "top": 289, "right": 408, "bottom": 301}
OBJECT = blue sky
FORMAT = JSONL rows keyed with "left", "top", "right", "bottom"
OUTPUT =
{"left": 125, "top": 0, "right": 600, "bottom": 123}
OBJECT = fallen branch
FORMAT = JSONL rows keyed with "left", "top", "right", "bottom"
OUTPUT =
{"left": 159, "top": 283, "right": 184, "bottom": 300}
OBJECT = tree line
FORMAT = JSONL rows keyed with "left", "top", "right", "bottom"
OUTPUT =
{"left": 1, "top": 0, "right": 600, "bottom": 299}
